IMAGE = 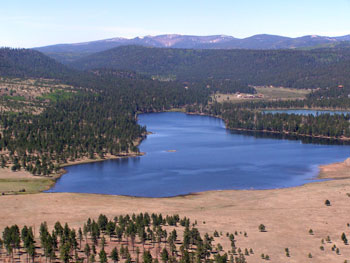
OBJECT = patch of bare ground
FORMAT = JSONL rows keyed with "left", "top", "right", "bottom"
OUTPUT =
{"left": 0, "top": 167, "right": 37, "bottom": 179}
{"left": 2, "top": 176, "right": 350, "bottom": 262}
{"left": 0, "top": 77, "right": 77, "bottom": 114}
{"left": 319, "top": 157, "right": 350, "bottom": 179}
{"left": 212, "top": 86, "right": 311, "bottom": 104}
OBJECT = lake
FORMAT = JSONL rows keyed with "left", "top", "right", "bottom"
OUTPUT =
{"left": 47, "top": 112, "right": 350, "bottom": 197}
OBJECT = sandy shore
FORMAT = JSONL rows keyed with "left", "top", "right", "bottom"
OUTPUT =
{"left": 319, "top": 157, "right": 350, "bottom": 179}
{"left": 0, "top": 152, "right": 145, "bottom": 180}
{"left": 60, "top": 152, "right": 145, "bottom": 168}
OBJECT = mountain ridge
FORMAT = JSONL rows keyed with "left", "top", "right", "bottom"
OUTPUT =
{"left": 34, "top": 33, "right": 350, "bottom": 64}
{"left": 35, "top": 33, "right": 350, "bottom": 52}
{"left": 68, "top": 45, "right": 350, "bottom": 89}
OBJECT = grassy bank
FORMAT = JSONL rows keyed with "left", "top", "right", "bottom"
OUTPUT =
{"left": 0, "top": 177, "right": 55, "bottom": 194}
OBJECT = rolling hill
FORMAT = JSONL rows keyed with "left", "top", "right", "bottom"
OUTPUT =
{"left": 34, "top": 34, "right": 350, "bottom": 64}
{"left": 0, "top": 48, "right": 74, "bottom": 79}
{"left": 69, "top": 45, "right": 350, "bottom": 89}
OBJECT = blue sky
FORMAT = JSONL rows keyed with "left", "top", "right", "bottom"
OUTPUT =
{"left": 1, "top": 0, "right": 350, "bottom": 48}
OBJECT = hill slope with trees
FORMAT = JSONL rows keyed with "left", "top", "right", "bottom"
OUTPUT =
{"left": 0, "top": 48, "right": 211, "bottom": 175}
{"left": 69, "top": 46, "right": 350, "bottom": 89}
{"left": 2, "top": 47, "right": 350, "bottom": 177}
{"left": 0, "top": 48, "right": 74, "bottom": 79}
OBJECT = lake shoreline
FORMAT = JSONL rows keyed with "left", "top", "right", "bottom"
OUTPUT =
{"left": 319, "top": 157, "right": 350, "bottom": 180}
{"left": 47, "top": 111, "right": 350, "bottom": 197}
{"left": 187, "top": 111, "right": 350, "bottom": 180}
{"left": 2, "top": 177, "right": 350, "bottom": 263}
{"left": 2, "top": 110, "right": 349, "bottom": 196}
{"left": 0, "top": 132, "right": 147, "bottom": 195}
{"left": 187, "top": 111, "right": 350, "bottom": 142}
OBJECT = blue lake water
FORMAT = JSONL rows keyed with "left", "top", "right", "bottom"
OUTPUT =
{"left": 47, "top": 112, "right": 350, "bottom": 197}
{"left": 264, "top": 109, "right": 350, "bottom": 116}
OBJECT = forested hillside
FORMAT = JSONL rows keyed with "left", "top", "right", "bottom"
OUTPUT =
{"left": 0, "top": 49, "right": 197, "bottom": 174}
{"left": 0, "top": 48, "right": 74, "bottom": 79}
{"left": 69, "top": 46, "right": 350, "bottom": 89}
{"left": 2, "top": 47, "right": 350, "bottom": 176}
{"left": 0, "top": 48, "right": 235, "bottom": 175}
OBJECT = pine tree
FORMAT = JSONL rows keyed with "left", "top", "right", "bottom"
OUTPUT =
{"left": 161, "top": 248, "right": 169, "bottom": 263}
{"left": 60, "top": 242, "right": 71, "bottom": 263}
{"left": 84, "top": 243, "right": 91, "bottom": 262}
{"left": 143, "top": 250, "right": 153, "bottom": 263}
{"left": 99, "top": 248, "right": 107, "bottom": 263}
{"left": 341, "top": 233, "right": 348, "bottom": 244}
{"left": 110, "top": 247, "right": 119, "bottom": 263}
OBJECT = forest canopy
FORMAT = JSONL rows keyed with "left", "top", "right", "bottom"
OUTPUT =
{"left": 1, "top": 47, "right": 350, "bottom": 175}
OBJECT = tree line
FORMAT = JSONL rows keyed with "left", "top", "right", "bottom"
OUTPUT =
{"left": 194, "top": 102, "right": 350, "bottom": 140}
{"left": 0, "top": 213, "right": 250, "bottom": 263}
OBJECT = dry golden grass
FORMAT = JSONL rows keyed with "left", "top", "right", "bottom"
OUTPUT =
{"left": 1, "top": 167, "right": 350, "bottom": 262}
{"left": 0, "top": 168, "right": 55, "bottom": 194}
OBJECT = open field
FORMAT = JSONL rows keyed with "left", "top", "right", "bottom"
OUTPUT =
{"left": 0, "top": 77, "right": 73, "bottom": 99}
{"left": 213, "top": 86, "right": 311, "bottom": 103}
{"left": 1, "top": 161, "right": 350, "bottom": 262}
{"left": 0, "top": 152, "right": 144, "bottom": 195}
{"left": 0, "top": 167, "right": 55, "bottom": 194}
{"left": 255, "top": 86, "right": 311, "bottom": 100}
{"left": 0, "top": 178, "right": 54, "bottom": 194}
{"left": 0, "top": 77, "right": 76, "bottom": 113}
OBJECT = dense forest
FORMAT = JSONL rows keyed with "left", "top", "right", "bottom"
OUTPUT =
{"left": 0, "top": 48, "right": 74, "bottom": 79}
{"left": 0, "top": 213, "right": 250, "bottom": 263}
{"left": 1, "top": 47, "right": 350, "bottom": 175}
{"left": 187, "top": 101, "right": 350, "bottom": 140}
{"left": 0, "top": 48, "right": 254, "bottom": 175}
{"left": 69, "top": 45, "right": 350, "bottom": 89}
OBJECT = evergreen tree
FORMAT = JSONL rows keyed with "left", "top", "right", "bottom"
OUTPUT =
{"left": 110, "top": 247, "right": 119, "bottom": 263}
{"left": 161, "top": 248, "right": 169, "bottom": 263}
{"left": 143, "top": 250, "right": 153, "bottom": 263}
{"left": 99, "top": 248, "right": 108, "bottom": 263}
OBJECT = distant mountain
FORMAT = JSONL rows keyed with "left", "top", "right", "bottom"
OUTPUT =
{"left": 35, "top": 34, "right": 235, "bottom": 53}
{"left": 69, "top": 45, "right": 350, "bottom": 89}
{"left": 35, "top": 34, "right": 350, "bottom": 63}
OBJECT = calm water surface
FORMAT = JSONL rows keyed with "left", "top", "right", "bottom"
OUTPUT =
{"left": 47, "top": 112, "right": 350, "bottom": 197}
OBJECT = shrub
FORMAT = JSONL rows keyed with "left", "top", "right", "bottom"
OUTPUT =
{"left": 259, "top": 224, "right": 266, "bottom": 232}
